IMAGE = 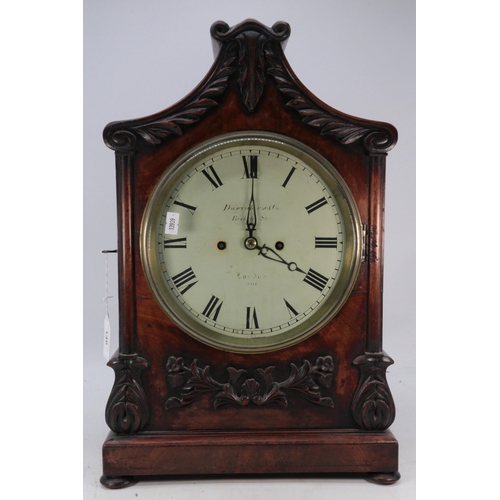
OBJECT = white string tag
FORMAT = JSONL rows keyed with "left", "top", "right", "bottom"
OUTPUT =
{"left": 103, "top": 311, "right": 111, "bottom": 361}
{"left": 102, "top": 250, "right": 116, "bottom": 361}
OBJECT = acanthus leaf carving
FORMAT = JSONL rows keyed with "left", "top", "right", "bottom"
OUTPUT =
{"left": 235, "top": 32, "right": 268, "bottom": 112}
{"left": 264, "top": 45, "right": 397, "bottom": 154}
{"left": 103, "top": 42, "right": 238, "bottom": 152}
{"left": 351, "top": 352, "right": 396, "bottom": 431}
{"left": 103, "top": 19, "right": 397, "bottom": 154}
{"left": 165, "top": 355, "right": 335, "bottom": 410}
{"left": 105, "top": 353, "right": 150, "bottom": 433}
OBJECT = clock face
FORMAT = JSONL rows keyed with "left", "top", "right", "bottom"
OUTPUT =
{"left": 141, "top": 132, "right": 362, "bottom": 353}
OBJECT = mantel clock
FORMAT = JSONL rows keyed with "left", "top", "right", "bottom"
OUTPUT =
{"left": 100, "top": 20, "right": 399, "bottom": 488}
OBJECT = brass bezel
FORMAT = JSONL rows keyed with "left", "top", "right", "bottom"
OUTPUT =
{"left": 140, "top": 131, "right": 362, "bottom": 353}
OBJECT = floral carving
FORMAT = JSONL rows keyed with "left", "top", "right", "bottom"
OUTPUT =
{"left": 165, "top": 355, "right": 335, "bottom": 410}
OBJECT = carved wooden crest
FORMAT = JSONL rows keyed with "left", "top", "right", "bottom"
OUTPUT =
{"left": 103, "top": 19, "right": 397, "bottom": 155}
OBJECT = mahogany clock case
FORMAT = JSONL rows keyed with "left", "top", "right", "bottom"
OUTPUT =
{"left": 98, "top": 18, "right": 401, "bottom": 486}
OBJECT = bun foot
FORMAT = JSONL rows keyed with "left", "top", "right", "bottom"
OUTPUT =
{"left": 367, "top": 471, "right": 401, "bottom": 485}
{"left": 100, "top": 475, "right": 137, "bottom": 489}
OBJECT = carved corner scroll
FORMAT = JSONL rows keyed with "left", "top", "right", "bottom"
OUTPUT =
{"left": 105, "top": 353, "right": 149, "bottom": 433}
{"left": 264, "top": 45, "right": 397, "bottom": 154}
{"left": 351, "top": 352, "right": 396, "bottom": 430}
{"left": 103, "top": 41, "right": 237, "bottom": 152}
{"left": 103, "top": 19, "right": 397, "bottom": 154}
{"left": 165, "top": 355, "right": 335, "bottom": 410}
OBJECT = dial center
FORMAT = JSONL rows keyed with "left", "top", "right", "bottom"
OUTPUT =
{"left": 244, "top": 237, "right": 258, "bottom": 250}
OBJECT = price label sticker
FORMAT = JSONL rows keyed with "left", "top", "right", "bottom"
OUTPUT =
{"left": 165, "top": 212, "right": 180, "bottom": 235}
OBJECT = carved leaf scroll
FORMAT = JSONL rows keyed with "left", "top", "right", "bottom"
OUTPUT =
{"left": 351, "top": 353, "right": 396, "bottom": 430}
{"left": 165, "top": 355, "right": 335, "bottom": 410}
{"left": 103, "top": 42, "right": 238, "bottom": 152}
{"left": 211, "top": 20, "right": 290, "bottom": 112}
{"left": 235, "top": 33, "right": 267, "bottom": 112}
{"left": 103, "top": 19, "right": 397, "bottom": 154}
{"left": 264, "top": 45, "right": 397, "bottom": 154}
{"left": 105, "top": 354, "right": 150, "bottom": 433}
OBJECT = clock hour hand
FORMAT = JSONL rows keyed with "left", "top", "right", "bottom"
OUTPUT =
{"left": 254, "top": 243, "right": 306, "bottom": 274}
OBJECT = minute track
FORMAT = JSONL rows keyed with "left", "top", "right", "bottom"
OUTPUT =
{"left": 141, "top": 131, "right": 360, "bottom": 352}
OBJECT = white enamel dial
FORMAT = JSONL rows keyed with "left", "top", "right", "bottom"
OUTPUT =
{"left": 141, "top": 132, "right": 361, "bottom": 353}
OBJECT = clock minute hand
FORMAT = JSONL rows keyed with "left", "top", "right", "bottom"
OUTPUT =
{"left": 244, "top": 156, "right": 258, "bottom": 238}
{"left": 255, "top": 243, "right": 306, "bottom": 274}
{"left": 246, "top": 177, "right": 257, "bottom": 238}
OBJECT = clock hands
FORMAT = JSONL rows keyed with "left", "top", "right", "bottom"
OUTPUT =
{"left": 242, "top": 154, "right": 304, "bottom": 274}
{"left": 244, "top": 156, "right": 258, "bottom": 239}
{"left": 244, "top": 238, "right": 306, "bottom": 274}
{"left": 256, "top": 243, "right": 306, "bottom": 274}
{"left": 246, "top": 177, "right": 257, "bottom": 238}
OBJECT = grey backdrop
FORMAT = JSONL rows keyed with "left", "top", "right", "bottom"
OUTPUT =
{"left": 83, "top": 1, "right": 415, "bottom": 498}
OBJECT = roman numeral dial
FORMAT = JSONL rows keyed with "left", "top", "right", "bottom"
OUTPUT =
{"left": 171, "top": 267, "right": 198, "bottom": 295}
{"left": 303, "top": 268, "right": 330, "bottom": 292}
{"left": 242, "top": 155, "right": 258, "bottom": 178}
{"left": 141, "top": 133, "right": 360, "bottom": 352}
{"left": 281, "top": 166, "right": 296, "bottom": 188}
{"left": 305, "top": 197, "right": 328, "bottom": 214}
{"left": 284, "top": 299, "right": 299, "bottom": 318}
{"left": 202, "top": 165, "right": 223, "bottom": 189}
{"left": 246, "top": 307, "right": 259, "bottom": 329}
{"left": 164, "top": 237, "right": 187, "bottom": 249}
{"left": 173, "top": 200, "right": 197, "bottom": 214}
{"left": 202, "top": 295, "right": 223, "bottom": 321}
{"left": 315, "top": 237, "right": 338, "bottom": 248}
